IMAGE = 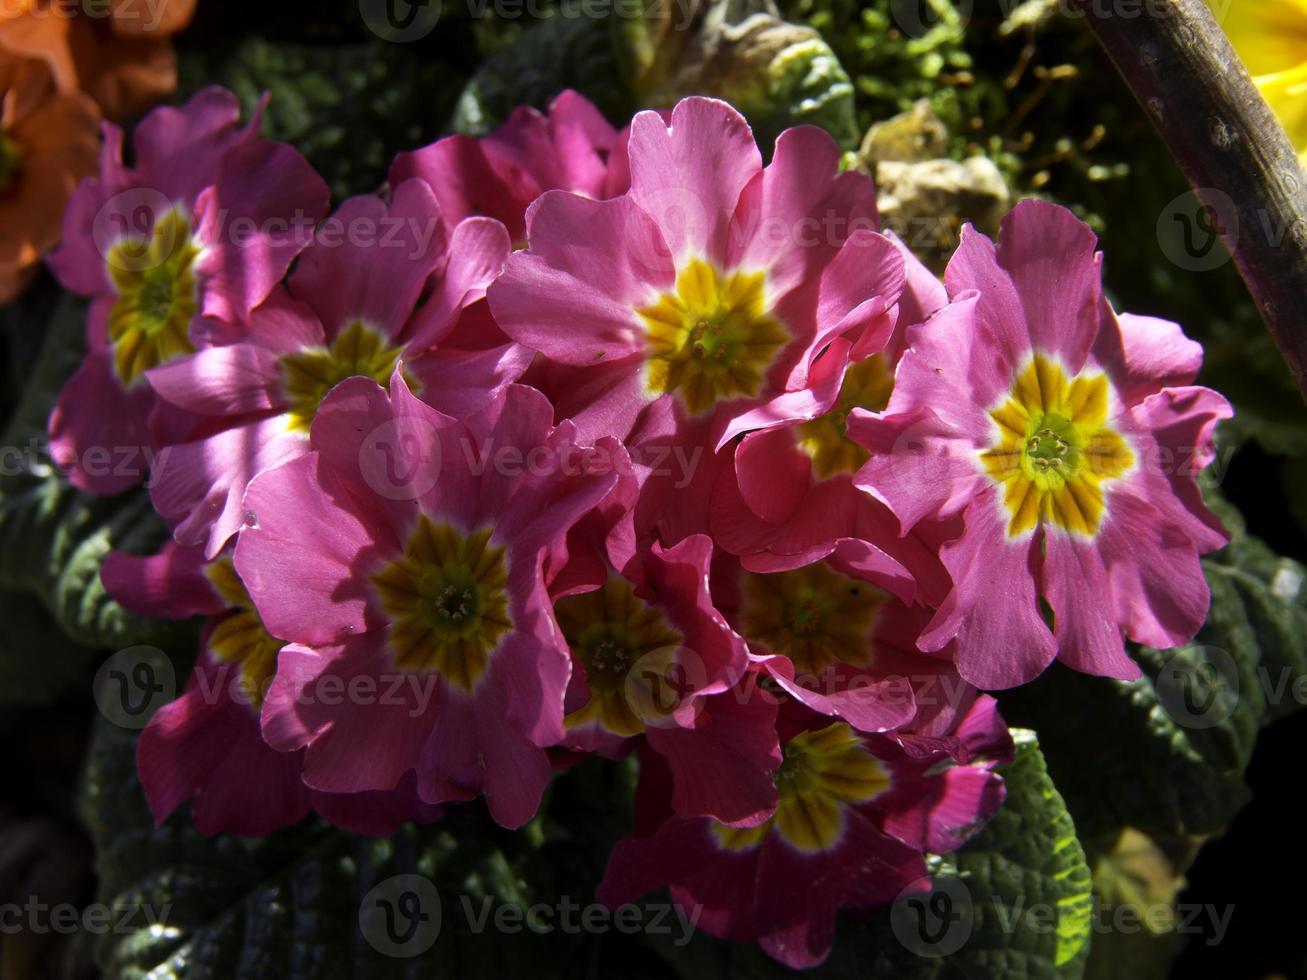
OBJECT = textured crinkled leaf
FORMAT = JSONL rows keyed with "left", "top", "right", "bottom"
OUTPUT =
{"left": 83, "top": 710, "right": 675, "bottom": 980}
{"left": 0, "top": 296, "right": 182, "bottom": 660}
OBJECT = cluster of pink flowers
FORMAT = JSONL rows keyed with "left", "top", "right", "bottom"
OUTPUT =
{"left": 53, "top": 87, "right": 1231, "bottom": 967}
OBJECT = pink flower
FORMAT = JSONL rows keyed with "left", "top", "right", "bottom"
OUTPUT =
{"left": 597, "top": 695, "right": 1012, "bottom": 969}
{"left": 708, "top": 236, "right": 954, "bottom": 593}
{"left": 46, "top": 87, "right": 329, "bottom": 495}
{"left": 103, "top": 541, "right": 438, "bottom": 836}
{"left": 390, "top": 89, "right": 627, "bottom": 247}
{"left": 486, "top": 97, "right": 906, "bottom": 531}
{"left": 144, "top": 179, "right": 526, "bottom": 558}
{"left": 714, "top": 554, "right": 978, "bottom": 736}
{"left": 850, "top": 200, "right": 1232, "bottom": 688}
{"left": 551, "top": 531, "right": 779, "bottom": 826}
{"left": 234, "top": 376, "right": 623, "bottom": 827}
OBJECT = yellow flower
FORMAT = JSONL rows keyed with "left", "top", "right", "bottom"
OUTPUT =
{"left": 1210, "top": 0, "right": 1307, "bottom": 161}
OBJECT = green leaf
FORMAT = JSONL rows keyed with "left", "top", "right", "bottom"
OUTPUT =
{"left": 82, "top": 713, "right": 666, "bottom": 980}
{"left": 0, "top": 296, "right": 183, "bottom": 665}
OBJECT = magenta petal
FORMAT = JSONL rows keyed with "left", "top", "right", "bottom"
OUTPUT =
{"left": 991, "top": 199, "right": 1103, "bottom": 372}
{"left": 236, "top": 452, "right": 395, "bottom": 645}
{"left": 48, "top": 351, "right": 155, "bottom": 495}
{"left": 1041, "top": 530, "right": 1139, "bottom": 680}
{"left": 131, "top": 87, "right": 251, "bottom": 202}
{"left": 145, "top": 343, "right": 283, "bottom": 416}
{"left": 406, "top": 343, "right": 533, "bottom": 418}
{"left": 100, "top": 541, "right": 226, "bottom": 618}
{"left": 293, "top": 180, "right": 446, "bottom": 340}
{"left": 647, "top": 687, "right": 781, "bottom": 826}
{"left": 1094, "top": 310, "right": 1203, "bottom": 406}
{"left": 735, "top": 427, "right": 811, "bottom": 524}
{"left": 150, "top": 417, "right": 307, "bottom": 559}
{"left": 489, "top": 191, "right": 671, "bottom": 364}
{"left": 762, "top": 656, "right": 916, "bottom": 734}
{"left": 921, "top": 500, "right": 1057, "bottom": 689}
{"left": 138, "top": 656, "right": 312, "bottom": 837}
{"left": 1097, "top": 483, "right": 1214, "bottom": 650}
{"left": 405, "top": 216, "right": 511, "bottom": 351}
{"left": 195, "top": 139, "right": 329, "bottom": 323}
{"left": 627, "top": 97, "right": 762, "bottom": 266}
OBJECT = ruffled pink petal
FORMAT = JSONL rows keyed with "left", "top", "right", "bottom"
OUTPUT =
{"left": 150, "top": 416, "right": 307, "bottom": 559}
{"left": 309, "top": 771, "right": 441, "bottom": 835}
{"left": 138, "top": 654, "right": 312, "bottom": 837}
{"left": 920, "top": 499, "right": 1057, "bottom": 689}
{"left": 404, "top": 215, "right": 511, "bottom": 351}
{"left": 760, "top": 655, "right": 916, "bottom": 734}
{"left": 1127, "top": 386, "right": 1232, "bottom": 552}
{"left": 236, "top": 452, "right": 397, "bottom": 645}
{"left": 145, "top": 343, "right": 283, "bottom": 416}
{"left": 849, "top": 404, "right": 990, "bottom": 534}
{"left": 1093, "top": 309, "right": 1203, "bottom": 406}
{"left": 390, "top": 134, "right": 534, "bottom": 244}
{"left": 405, "top": 342, "right": 533, "bottom": 418}
{"left": 727, "top": 125, "right": 876, "bottom": 298}
{"left": 646, "top": 685, "right": 781, "bottom": 826}
{"left": 598, "top": 817, "right": 759, "bottom": 945}
{"left": 735, "top": 426, "right": 811, "bottom": 524}
{"left": 1096, "top": 481, "right": 1214, "bottom": 650}
{"left": 1041, "top": 530, "right": 1140, "bottom": 679}
{"left": 488, "top": 190, "right": 671, "bottom": 364}
{"left": 100, "top": 540, "right": 226, "bottom": 618}
{"left": 131, "top": 87, "right": 254, "bottom": 203}
{"left": 291, "top": 180, "right": 445, "bottom": 341}
{"left": 194, "top": 139, "right": 329, "bottom": 323}
{"left": 48, "top": 350, "right": 155, "bottom": 495}
{"left": 46, "top": 175, "right": 113, "bottom": 297}
{"left": 263, "top": 640, "right": 433, "bottom": 795}
{"left": 536, "top": 89, "right": 619, "bottom": 197}
{"left": 990, "top": 199, "right": 1103, "bottom": 373}
{"left": 754, "top": 810, "right": 924, "bottom": 969}
{"left": 626, "top": 98, "right": 762, "bottom": 267}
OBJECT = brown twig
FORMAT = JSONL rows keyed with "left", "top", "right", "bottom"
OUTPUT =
{"left": 1068, "top": 0, "right": 1307, "bottom": 401}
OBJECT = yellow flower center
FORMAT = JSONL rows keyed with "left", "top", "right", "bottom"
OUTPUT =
{"left": 795, "top": 354, "right": 894, "bottom": 478}
{"left": 739, "top": 563, "right": 885, "bottom": 675}
{"left": 205, "top": 558, "right": 282, "bottom": 711}
{"left": 715, "top": 722, "right": 891, "bottom": 852}
{"left": 370, "top": 516, "right": 511, "bottom": 689}
{"left": 0, "top": 129, "right": 21, "bottom": 192}
{"left": 106, "top": 208, "right": 200, "bottom": 386}
{"left": 638, "top": 258, "right": 789, "bottom": 415}
{"left": 280, "top": 320, "right": 408, "bottom": 432}
{"left": 979, "top": 354, "right": 1134, "bottom": 538}
{"left": 555, "top": 576, "right": 685, "bottom": 737}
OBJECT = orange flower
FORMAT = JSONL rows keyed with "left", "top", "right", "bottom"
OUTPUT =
{"left": 0, "top": 54, "right": 99, "bottom": 303}
{"left": 0, "top": 0, "right": 195, "bottom": 120}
